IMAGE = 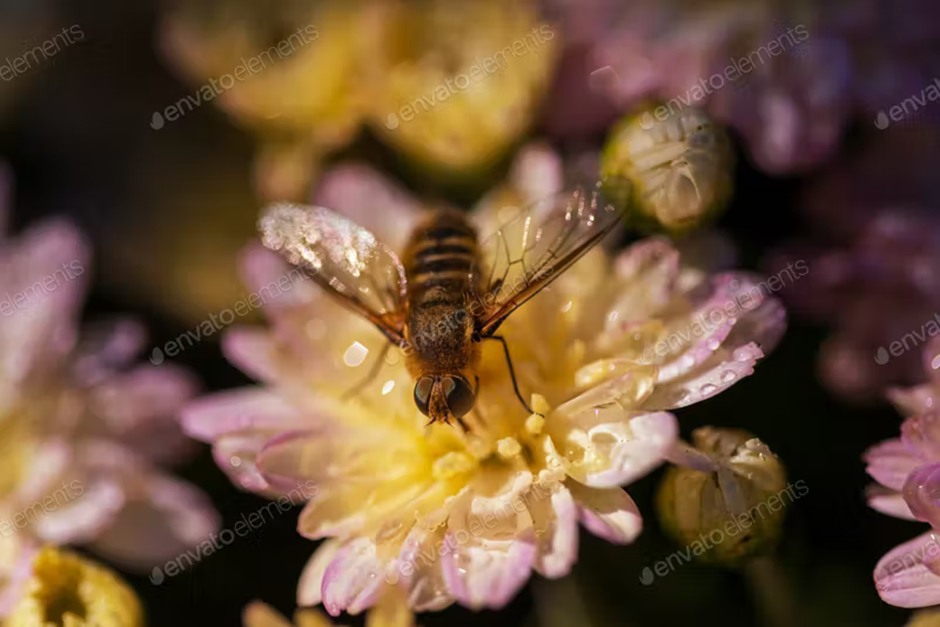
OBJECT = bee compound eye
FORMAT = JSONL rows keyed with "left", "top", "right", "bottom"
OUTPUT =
{"left": 414, "top": 377, "right": 434, "bottom": 417}
{"left": 443, "top": 376, "right": 475, "bottom": 419}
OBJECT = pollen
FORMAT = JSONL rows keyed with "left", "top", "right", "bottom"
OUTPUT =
{"left": 497, "top": 437, "right": 522, "bottom": 459}
{"left": 432, "top": 451, "right": 475, "bottom": 480}
{"left": 525, "top": 413, "right": 545, "bottom": 436}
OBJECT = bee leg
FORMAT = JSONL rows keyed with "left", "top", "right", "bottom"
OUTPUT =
{"left": 340, "top": 342, "right": 392, "bottom": 401}
{"left": 488, "top": 335, "right": 539, "bottom": 416}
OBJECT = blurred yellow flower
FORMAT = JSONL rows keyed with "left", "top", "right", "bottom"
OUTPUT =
{"left": 368, "top": 0, "right": 557, "bottom": 179}
{"left": 6, "top": 547, "right": 142, "bottom": 627}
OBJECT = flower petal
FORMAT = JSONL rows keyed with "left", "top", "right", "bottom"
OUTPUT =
{"left": 321, "top": 537, "right": 384, "bottom": 616}
{"left": 875, "top": 531, "right": 940, "bottom": 608}
{"left": 441, "top": 529, "right": 537, "bottom": 611}
{"left": 183, "top": 387, "right": 306, "bottom": 442}
{"left": 866, "top": 438, "right": 922, "bottom": 491}
{"left": 902, "top": 414, "right": 940, "bottom": 463}
{"left": 0, "top": 219, "right": 89, "bottom": 388}
{"left": 34, "top": 478, "right": 125, "bottom": 545}
{"left": 568, "top": 482, "right": 642, "bottom": 544}
{"left": 551, "top": 408, "right": 677, "bottom": 489}
{"left": 86, "top": 363, "right": 199, "bottom": 464}
{"left": 645, "top": 342, "right": 765, "bottom": 410}
{"left": 395, "top": 527, "right": 454, "bottom": 612}
{"left": 890, "top": 384, "right": 940, "bottom": 418}
{"left": 866, "top": 484, "right": 915, "bottom": 521}
{"left": 298, "top": 539, "right": 342, "bottom": 607}
{"left": 528, "top": 484, "right": 578, "bottom": 578}
{"left": 223, "top": 327, "right": 282, "bottom": 384}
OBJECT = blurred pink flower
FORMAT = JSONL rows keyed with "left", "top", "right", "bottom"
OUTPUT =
{"left": 0, "top": 166, "right": 218, "bottom": 614}
{"left": 542, "top": 0, "right": 940, "bottom": 174}
{"left": 866, "top": 339, "right": 940, "bottom": 607}
{"left": 183, "top": 145, "right": 785, "bottom": 615}
{"left": 767, "top": 126, "right": 940, "bottom": 403}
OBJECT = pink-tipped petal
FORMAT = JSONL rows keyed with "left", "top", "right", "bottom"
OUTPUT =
{"left": 902, "top": 415, "right": 940, "bottom": 462}
{"left": 182, "top": 388, "right": 306, "bottom": 442}
{"left": 223, "top": 327, "right": 282, "bottom": 383}
{"left": 321, "top": 537, "right": 385, "bottom": 616}
{"left": 866, "top": 484, "right": 916, "bottom": 521}
{"left": 396, "top": 527, "right": 454, "bottom": 612}
{"left": 567, "top": 411, "right": 678, "bottom": 489}
{"left": 87, "top": 469, "right": 220, "bottom": 571}
{"left": 35, "top": 478, "right": 125, "bottom": 545}
{"left": 71, "top": 318, "right": 147, "bottom": 386}
{"left": 441, "top": 530, "right": 537, "bottom": 611}
{"left": 238, "top": 244, "right": 319, "bottom": 319}
{"left": 866, "top": 439, "right": 923, "bottom": 491}
{"left": 646, "top": 342, "right": 765, "bottom": 410}
{"left": 527, "top": 485, "right": 578, "bottom": 578}
{"left": 298, "top": 539, "right": 342, "bottom": 607}
{"left": 890, "top": 384, "right": 940, "bottom": 417}
{"left": 875, "top": 531, "right": 940, "bottom": 607}
{"left": 569, "top": 482, "right": 643, "bottom": 544}
{"left": 87, "top": 363, "right": 199, "bottom": 464}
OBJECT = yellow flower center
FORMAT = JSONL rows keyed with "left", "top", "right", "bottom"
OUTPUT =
{"left": 6, "top": 547, "right": 143, "bottom": 627}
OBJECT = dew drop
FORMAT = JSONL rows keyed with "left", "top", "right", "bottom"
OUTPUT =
{"left": 706, "top": 337, "right": 721, "bottom": 351}
{"left": 700, "top": 383, "right": 717, "bottom": 396}
{"left": 382, "top": 380, "right": 396, "bottom": 395}
{"left": 721, "top": 370, "right": 736, "bottom": 383}
{"left": 343, "top": 341, "right": 369, "bottom": 367}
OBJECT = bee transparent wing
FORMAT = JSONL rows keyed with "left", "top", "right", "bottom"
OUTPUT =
{"left": 258, "top": 203, "right": 407, "bottom": 344}
{"left": 472, "top": 184, "right": 624, "bottom": 337}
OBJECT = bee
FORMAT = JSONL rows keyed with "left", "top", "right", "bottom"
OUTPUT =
{"left": 258, "top": 185, "right": 623, "bottom": 428}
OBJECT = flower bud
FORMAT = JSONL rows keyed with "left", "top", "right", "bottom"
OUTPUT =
{"left": 656, "top": 427, "right": 789, "bottom": 566}
{"left": 7, "top": 547, "right": 143, "bottom": 627}
{"left": 600, "top": 105, "right": 734, "bottom": 234}
{"left": 367, "top": 0, "right": 557, "bottom": 180}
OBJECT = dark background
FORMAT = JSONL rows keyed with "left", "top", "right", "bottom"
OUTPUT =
{"left": 0, "top": 1, "right": 919, "bottom": 626}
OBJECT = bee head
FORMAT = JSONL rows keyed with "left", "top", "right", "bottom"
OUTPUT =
{"left": 414, "top": 375, "right": 476, "bottom": 423}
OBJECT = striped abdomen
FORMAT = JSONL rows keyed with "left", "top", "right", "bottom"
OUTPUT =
{"left": 403, "top": 210, "right": 478, "bottom": 307}
{"left": 402, "top": 210, "right": 479, "bottom": 373}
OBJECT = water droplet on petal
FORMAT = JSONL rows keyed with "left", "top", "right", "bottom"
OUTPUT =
{"left": 700, "top": 383, "right": 717, "bottom": 396}
{"left": 721, "top": 370, "right": 736, "bottom": 383}
{"left": 343, "top": 341, "right": 369, "bottom": 367}
{"left": 706, "top": 337, "right": 721, "bottom": 351}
